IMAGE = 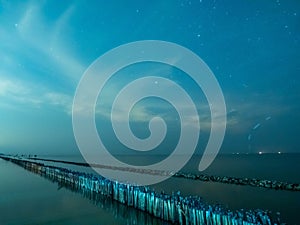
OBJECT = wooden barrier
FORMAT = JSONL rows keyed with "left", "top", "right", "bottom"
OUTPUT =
{"left": 1, "top": 156, "right": 282, "bottom": 225}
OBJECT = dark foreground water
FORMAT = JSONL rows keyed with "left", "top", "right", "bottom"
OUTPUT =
{"left": 0, "top": 153, "right": 299, "bottom": 224}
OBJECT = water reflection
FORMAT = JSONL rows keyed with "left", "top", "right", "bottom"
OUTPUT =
{"left": 38, "top": 167, "right": 168, "bottom": 225}
{"left": 1, "top": 156, "right": 281, "bottom": 225}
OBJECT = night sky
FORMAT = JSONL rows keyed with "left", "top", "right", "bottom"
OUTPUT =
{"left": 0, "top": 0, "right": 299, "bottom": 155}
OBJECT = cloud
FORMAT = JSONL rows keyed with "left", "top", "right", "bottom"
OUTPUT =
{"left": 0, "top": 77, "right": 72, "bottom": 112}
{"left": 5, "top": 1, "right": 86, "bottom": 83}
{"left": 223, "top": 92, "right": 294, "bottom": 135}
{"left": 0, "top": 79, "right": 28, "bottom": 96}
{"left": 95, "top": 95, "right": 214, "bottom": 133}
{"left": 44, "top": 92, "right": 72, "bottom": 113}
{"left": 94, "top": 90, "right": 293, "bottom": 137}
{"left": 0, "top": 1, "right": 85, "bottom": 114}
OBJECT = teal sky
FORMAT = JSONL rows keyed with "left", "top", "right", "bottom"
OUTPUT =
{"left": 0, "top": 0, "right": 299, "bottom": 155}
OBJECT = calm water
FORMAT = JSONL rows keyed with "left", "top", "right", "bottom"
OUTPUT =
{"left": 1, "top": 154, "right": 299, "bottom": 224}
{"left": 0, "top": 158, "right": 167, "bottom": 225}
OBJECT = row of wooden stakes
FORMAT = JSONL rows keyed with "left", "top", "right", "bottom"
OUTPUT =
{"left": 1, "top": 155, "right": 281, "bottom": 225}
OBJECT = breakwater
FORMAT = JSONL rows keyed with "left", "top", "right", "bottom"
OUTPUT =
{"left": 61, "top": 176, "right": 168, "bottom": 225}
{"left": 28, "top": 157, "right": 300, "bottom": 192}
{"left": 174, "top": 172, "right": 300, "bottom": 192}
{"left": 1, "top": 156, "right": 282, "bottom": 225}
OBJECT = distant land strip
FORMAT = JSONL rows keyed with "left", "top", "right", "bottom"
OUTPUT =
{"left": 27, "top": 157, "right": 300, "bottom": 192}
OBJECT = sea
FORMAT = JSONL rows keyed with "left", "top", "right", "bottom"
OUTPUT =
{"left": 0, "top": 153, "right": 299, "bottom": 225}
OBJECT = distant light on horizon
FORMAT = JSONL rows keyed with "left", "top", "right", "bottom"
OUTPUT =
{"left": 258, "top": 151, "right": 263, "bottom": 155}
